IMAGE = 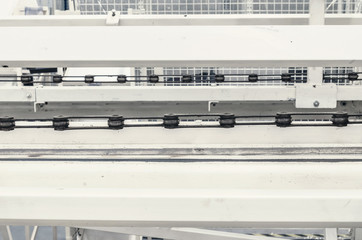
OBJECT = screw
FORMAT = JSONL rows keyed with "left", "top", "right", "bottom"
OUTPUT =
{"left": 313, "top": 101, "right": 320, "bottom": 107}
{"left": 26, "top": 93, "right": 32, "bottom": 99}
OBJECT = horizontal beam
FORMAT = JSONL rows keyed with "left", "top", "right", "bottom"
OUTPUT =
{"left": 0, "top": 26, "right": 362, "bottom": 67}
{"left": 35, "top": 86, "right": 295, "bottom": 102}
{"left": 0, "top": 88, "right": 34, "bottom": 102}
{"left": 2, "top": 144, "right": 362, "bottom": 161}
{"left": 1, "top": 126, "right": 362, "bottom": 148}
{"left": 0, "top": 85, "right": 361, "bottom": 104}
{"left": 1, "top": 15, "right": 362, "bottom": 26}
{"left": 1, "top": 161, "right": 362, "bottom": 227}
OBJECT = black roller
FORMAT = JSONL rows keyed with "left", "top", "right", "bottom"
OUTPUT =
{"left": 21, "top": 75, "right": 34, "bottom": 86}
{"left": 0, "top": 116, "right": 15, "bottom": 131}
{"left": 182, "top": 75, "right": 193, "bottom": 83}
{"left": 281, "top": 73, "right": 292, "bottom": 82}
{"left": 219, "top": 113, "right": 235, "bottom": 128}
{"left": 215, "top": 74, "right": 225, "bottom": 83}
{"left": 108, "top": 115, "right": 124, "bottom": 129}
{"left": 148, "top": 75, "right": 159, "bottom": 83}
{"left": 276, "top": 113, "right": 292, "bottom": 127}
{"left": 332, "top": 113, "right": 348, "bottom": 127}
{"left": 53, "top": 75, "right": 63, "bottom": 83}
{"left": 117, "top": 75, "right": 127, "bottom": 83}
{"left": 53, "top": 116, "right": 69, "bottom": 131}
{"left": 348, "top": 72, "right": 359, "bottom": 81}
{"left": 248, "top": 74, "right": 258, "bottom": 82}
{"left": 163, "top": 114, "right": 179, "bottom": 129}
{"left": 85, "top": 75, "right": 95, "bottom": 83}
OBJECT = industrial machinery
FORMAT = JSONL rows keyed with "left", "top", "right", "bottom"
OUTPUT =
{"left": 1, "top": 0, "right": 362, "bottom": 239}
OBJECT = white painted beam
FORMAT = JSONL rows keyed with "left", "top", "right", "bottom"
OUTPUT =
{"left": 0, "top": 26, "right": 362, "bottom": 67}
{"left": 0, "top": 85, "right": 358, "bottom": 104}
{"left": 1, "top": 161, "right": 362, "bottom": 227}
{"left": 2, "top": 126, "right": 362, "bottom": 146}
{"left": 34, "top": 86, "right": 296, "bottom": 102}
{"left": 1, "top": 15, "right": 362, "bottom": 26}
{"left": 0, "top": 88, "right": 35, "bottom": 102}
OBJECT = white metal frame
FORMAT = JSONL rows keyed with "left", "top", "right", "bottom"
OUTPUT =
{"left": 1, "top": 160, "right": 362, "bottom": 227}
{"left": 1, "top": 85, "right": 361, "bottom": 111}
{"left": 1, "top": 1, "right": 362, "bottom": 238}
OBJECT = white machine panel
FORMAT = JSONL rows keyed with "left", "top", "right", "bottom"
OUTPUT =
{"left": 0, "top": 26, "right": 362, "bottom": 67}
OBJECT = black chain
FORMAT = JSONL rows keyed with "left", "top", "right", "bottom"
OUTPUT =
{"left": 1, "top": 72, "right": 360, "bottom": 85}
{"left": 0, "top": 73, "right": 310, "bottom": 85}
{"left": 1, "top": 112, "right": 362, "bottom": 131}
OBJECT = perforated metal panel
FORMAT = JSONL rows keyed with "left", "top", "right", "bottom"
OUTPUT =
{"left": 79, "top": 0, "right": 362, "bottom": 15}
{"left": 79, "top": 0, "right": 312, "bottom": 15}
{"left": 325, "top": 0, "right": 362, "bottom": 14}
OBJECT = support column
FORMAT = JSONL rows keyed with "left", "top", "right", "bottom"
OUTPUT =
{"left": 25, "top": 226, "right": 31, "bottom": 240}
{"left": 325, "top": 228, "right": 338, "bottom": 240}
{"left": 65, "top": 227, "right": 77, "bottom": 240}
{"left": 308, "top": 0, "right": 325, "bottom": 86}
{"left": 352, "top": 228, "right": 362, "bottom": 240}
{"left": 53, "top": 227, "right": 58, "bottom": 240}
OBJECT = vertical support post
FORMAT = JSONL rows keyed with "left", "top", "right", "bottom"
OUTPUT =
{"left": 25, "top": 226, "right": 31, "bottom": 240}
{"left": 308, "top": 0, "right": 325, "bottom": 86}
{"left": 352, "top": 228, "right": 362, "bottom": 240}
{"left": 127, "top": 235, "right": 143, "bottom": 240}
{"left": 325, "top": 228, "right": 338, "bottom": 240}
{"left": 154, "top": 67, "right": 164, "bottom": 84}
{"left": 53, "top": 227, "right": 58, "bottom": 240}
{"left": 65, "top": 227, "right": 77, "bottom": 240}
{"left": 310, "top": 0, "right": 325, "bottom": 25}
{"left": 308, "top": 66, "right": 324, "bottom": 86}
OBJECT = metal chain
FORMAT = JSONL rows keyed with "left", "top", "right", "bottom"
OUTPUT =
{"left": 1, "top": 72, "right": 360, "bottom": 85}
{"left": 1, "top": 112, "right": 361, "bottom": 131}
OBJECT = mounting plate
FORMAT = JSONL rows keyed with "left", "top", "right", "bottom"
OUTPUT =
{"left": 295, "top": 84, "right": 337, "bottom": 108}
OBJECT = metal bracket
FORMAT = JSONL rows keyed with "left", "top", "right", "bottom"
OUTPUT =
{"left": 208, "top": 101, "right": 219, "bottom": 112}
{"left": 295, "top": 84, "right": 337, "bottom": 108}
{"left": 106, "top": 10, "right": 120, "bottom": 26}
